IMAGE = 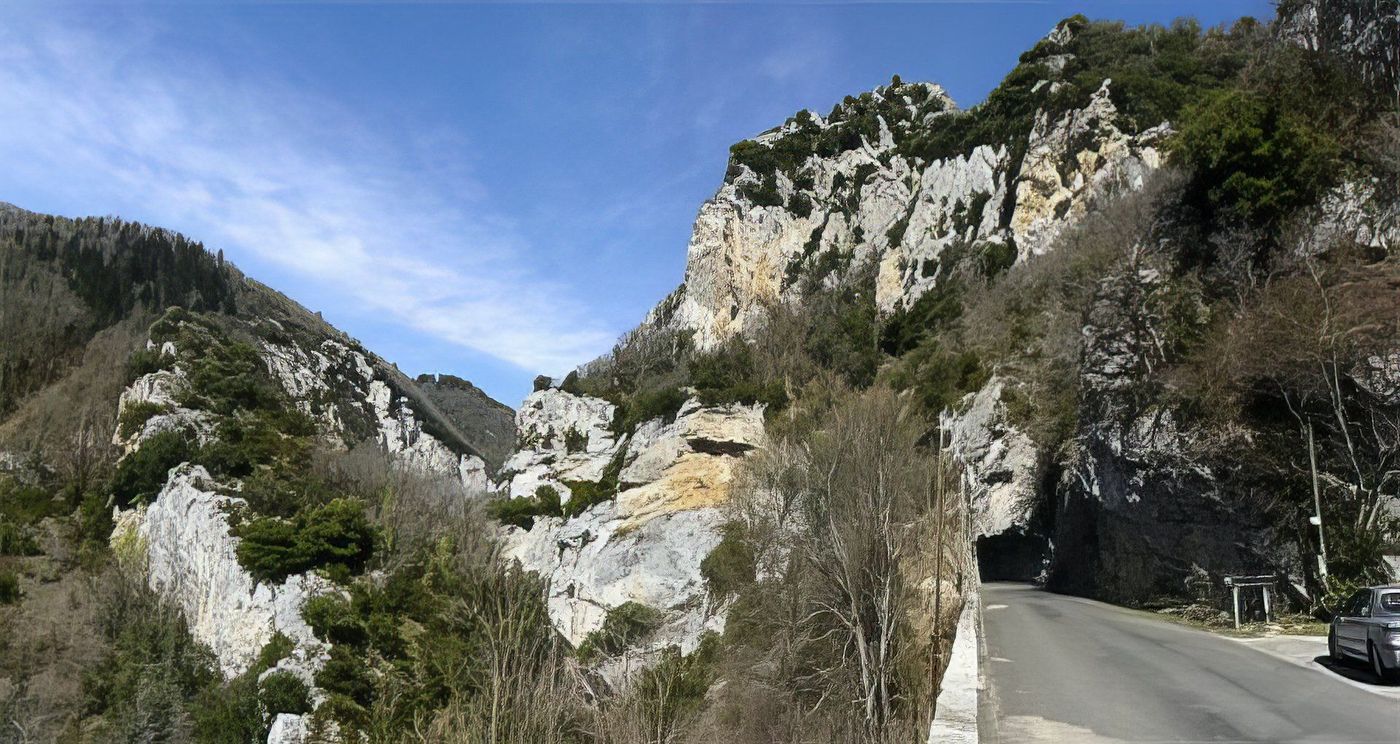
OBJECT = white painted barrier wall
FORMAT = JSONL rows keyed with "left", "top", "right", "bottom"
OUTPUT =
{"left": 928, "top": 567, "right": 982, "bottom": 743}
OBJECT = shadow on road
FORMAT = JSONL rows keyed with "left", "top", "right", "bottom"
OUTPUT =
{"left": 1311, "top": 655, "right": 1400, "bottom": 688}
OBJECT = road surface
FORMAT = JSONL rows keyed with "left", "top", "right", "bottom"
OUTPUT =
{"left": 981, "top": 582, "right": 1400, "bottom": 743}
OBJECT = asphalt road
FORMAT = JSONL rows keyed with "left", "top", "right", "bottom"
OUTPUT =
{"left": 981, "top": 582, "right": 1400, "bottom": 744}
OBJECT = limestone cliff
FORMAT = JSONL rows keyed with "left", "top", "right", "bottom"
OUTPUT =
{"left": 529, "top": 14, "right": 1400, "bottom": 621}
{"left": 644, "top": 71, "right": 1165, "bottom": 350}
{"left": 499, "top": 389, "right": 763, "bottom": 660}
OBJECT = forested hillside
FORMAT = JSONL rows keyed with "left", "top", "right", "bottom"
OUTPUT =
{"left": 0, "top": 206, "right": 514, "bottom": 742}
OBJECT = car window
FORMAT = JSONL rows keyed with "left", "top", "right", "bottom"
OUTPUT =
{"left": 1379, "top": 592, "right": 1400, "bottom": 615}
{"left": 1346, "top": 590, "right": 1371, "bottom": 617}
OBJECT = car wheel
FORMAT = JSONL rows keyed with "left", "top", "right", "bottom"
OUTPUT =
{"left": 1369, "top": 643, "right": 1399, "bottom": 683}
{"left": 1329, "top": 628, "right": 1343, "bottom": 662}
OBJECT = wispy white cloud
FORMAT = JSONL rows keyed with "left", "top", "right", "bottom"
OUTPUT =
{"left": 0, "top": 17, "right": 617, "bottom": 375}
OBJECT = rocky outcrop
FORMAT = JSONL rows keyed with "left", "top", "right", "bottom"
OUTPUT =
{"left": 112, "top": 344, "right": 217, "bottom": 454}
{"left": 500, "top": 388, "right": 620, "bottom": 502}
{"left": 1010, "top": 81, "right": 1167, "bottom": 259}
{"left": 1042, "top": 276, "right": 1295, "bottom": 603}
{"left": 500, "top": 391, "right": 764, "bottom": 658}
{"left": 414, "top": 373, "right": 516, "bottom": 470}
{"left": 257, "top": 330, "right": 494, "bottom": 495}
{"left": 112, "top": 465, "right": 334, "bottom": 682}
{"left": 106, "top": 319, "right": 507, "bottom": 743}
{"left": 942, "top": 378, "right": 1051, "bottom": 582}
{"left": 643, "top": 34, "right": 1166, "bottom": 351}
{"left": 943, "top": 378, "right": 1041, "bottom": 540}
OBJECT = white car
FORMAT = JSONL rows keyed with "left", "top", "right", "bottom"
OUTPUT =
{"left": 1329, "top": 585, "right": 1400, "bottom": 682}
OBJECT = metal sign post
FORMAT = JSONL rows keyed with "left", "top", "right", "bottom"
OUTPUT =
{"left": 1308, "top": 421, "right": 1329, "bottom": 589}
{"left": 1225, "top": 575, "right": 1277, "bottom": 628}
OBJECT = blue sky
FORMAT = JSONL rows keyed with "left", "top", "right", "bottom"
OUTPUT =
{"left": 0, "top": 1, "right": 1270, "bottom": 407}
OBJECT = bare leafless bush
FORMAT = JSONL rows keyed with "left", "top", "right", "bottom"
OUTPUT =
{"left": 309, "top": 443, "right": 492, "bottom": 568}
{"left": 710, "top": 386, "right": 960, "bottom": 743}
{"left": 416, "top": 605, "right": 586, "bottom": 744}
{"left": 959, "top": 169, "right": 1190, "bottom": 446}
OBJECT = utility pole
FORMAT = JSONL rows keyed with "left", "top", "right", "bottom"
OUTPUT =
{"left": 1308, "top": 420, "right": 1329, "bottom": 591}
{"left": 931, "top": 427, "right": 946, "bottom": 704}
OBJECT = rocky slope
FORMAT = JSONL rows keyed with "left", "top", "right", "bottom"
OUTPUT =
{"left": 514, "top": 11, "right": 1399, "bottom": 627}
{"left": 100, "top": 299, "right": 511, "bottom": 708}
{"left": 0, "top": 205, "right": 515, "bottom": 741}
{"left": 491, "top": 19, "right": 1173, "bottom": 654}
{"left": 644, "top": 75, "right": 1165, "bottom": 350}
{"left": 0, "top": 203, "right": 514, "bottom": 468}
{"left": 498, "top": 389, "right": 764, "bottom": 665}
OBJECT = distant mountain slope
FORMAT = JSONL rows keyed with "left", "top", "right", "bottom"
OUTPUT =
{"left": 0, "top": 203, "right": 514, "bottom": 470}
{"left": 414, "top": 373, "right": 515, "bottom": 471}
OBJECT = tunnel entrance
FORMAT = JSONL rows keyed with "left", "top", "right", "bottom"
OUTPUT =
{"left": 977, "top": 530, "right": 1050, "bottom": 582}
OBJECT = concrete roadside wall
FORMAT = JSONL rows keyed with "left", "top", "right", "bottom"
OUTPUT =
{"left": 928, "top": 565, "right": 983, "bottom": 743}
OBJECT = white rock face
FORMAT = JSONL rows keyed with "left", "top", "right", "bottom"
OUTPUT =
{"left": 1298, "top": 179, "right": 1400, "bottom": 254}
{"left": 500, "top": 388, "right": 619, "bottom": 502}
{"left": 112, "top": 465, "right": 334, "bottom": 680}
{"left": 643, "top": 65, "right": 1165, "bottom": 351}
{"left": 266, "top": 714, "right": 308, "bottom": 744}
{"left": 505, "top": 503, "right": 727, "bottom": 653}
{"left": 112, "top": 366, "right": 216, "bottom": 453}
{"left": 1010, "top": 81, "right": 1167, "bottom": 259}
{"left": 259, "top": 333, "right": 490, "bottom": 495}
{"left": 943, "top": 378, "right": 1040, "bottom": 538}
{"left": 500, "top": 391, "right": 765, "bottom": 658}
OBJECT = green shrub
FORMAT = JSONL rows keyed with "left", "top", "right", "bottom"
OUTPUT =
{"left": 803, "top": 285, "right": 881, "bottom": 388}
{"left": 912, "top": 347, "right": 988, "bottom": 414}
{"left": 116, "top": 400, "right": 169, "bottom": 439}
{"left": 191, "top": 674, "right": 264, "bottom": 744}
{"left": 621, "top": 635, "right": 719, "bottom": 737}
{"left": 190, "top": 625, "right": 306, "bottom": 740}
{"left": 577, "top": 601, "right": 664, "bottom": 660}
{"left": 0, "top": 519, "right": 40, "bottom": 556}
{"left": 315, "top": 645, "right": 373, "bottom": 707}
{"left": 78, "top": 489, "right": 115, "bottom": 549}
{"left": 0, "top": 570, "right": 20, "bottom": 604}
{"left": 700, "top": 523, "right": 756, "bottom": 597}
{"left": 259, "top": 671, "right": 312, "bottom": 716}
{"left": 303, "top": 594, "right": 367, "bottom": 646}
{"left": 487, "top": 496, "right": 546, "bottom": 530}
{"left": 975, "top": 241, "right": 1018, "bottom": 278}
{"left": 900, "top": 17, "right": 1249, "bottom": 164}
{"left": 486, "top": 485, "right": 564, "bottom": 530}
{"left": 788, "top": 192, "right": 814, "bottom": 218}
{"left": 1173, "top": 88, "right": 1340, "bottom": 228}
{"left": 563, "top": 427, "right": 589, "bottom": 454}
{"left": 533, "top": 485, "right": 564, "bottom": 515}
{"left": 124, "top": 347, "right": 166, "bottom": 383}
{"left": 234, "top": 498, "right": 377, "bottom": 584}
{"left": 559, "top": 479, "right": 615, "bottom": 519}
{"left": 0, "top": 477, "right": 66, "bottom": 526}
{"left": 183, "top": 339, "right": 287, "bottom": 416}
{"left": 880, "top": 279, "right": 964, "bottom": 357}
{"left": 739, "top": 172, "right": 784, "bottom": 208}
{"left": 199, "top": 408, "right": 316, "bottom": 480}
{"left": 107, "top": 430, "right": 194, "bottom": 508}
{"left": 83, "top": 576, "right": 221, "bottom": 740}
{"left": 256, "top": 632, "right": 295, "bottom": 670}
{"left": 560, "top": 450, "right": 626, "bottom": 519}
{"left": 615, "top": 386, "right": 689, "bottom": 434}
{"left": 687, "top": 341, "right": 790, "bottom": 411}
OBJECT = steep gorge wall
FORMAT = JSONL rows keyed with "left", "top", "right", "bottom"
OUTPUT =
{"left": 645, "top": 78, "right": 1166, "bottom": 350}
{"left": 110, "top": 314, "right": 505, "bottom": 742}
{"left": 499, "top": 389, "right": 764, "bottom": 662}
